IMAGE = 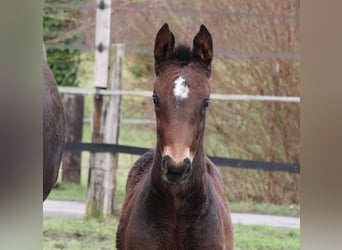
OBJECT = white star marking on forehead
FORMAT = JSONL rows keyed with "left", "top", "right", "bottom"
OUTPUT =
{"left": 173, "top": 76, "right": 189, "bottom": 100}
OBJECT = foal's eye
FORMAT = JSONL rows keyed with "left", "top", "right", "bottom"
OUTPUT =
{"left": 202, "top": 99, "right": 211, "bottom": 111}
{"left": 152, "top": 94, "right": 159, "bottom": 107}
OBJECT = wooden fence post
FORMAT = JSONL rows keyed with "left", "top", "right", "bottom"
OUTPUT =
{"left": 104, "top": 43, "right": 124, "bottom": 215}
{"left": 62, "top": 93, "right": 84, "bottom": 183}
{"left": 87, "top": 44, "right": 124, "bottom": 217}
{"left": 86, "top": 0, "right": 112, "bottom": 217}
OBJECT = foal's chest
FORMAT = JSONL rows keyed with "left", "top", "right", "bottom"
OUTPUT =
{"left": 126, "top": 206, "right": 225, "bottom": 250}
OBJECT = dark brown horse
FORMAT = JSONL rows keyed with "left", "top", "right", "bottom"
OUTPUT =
{"left": 116, "top": 24, "right": 233, "bottom": 249}
{"left": 43, "top": 45, "right": 65, "bottom": 201}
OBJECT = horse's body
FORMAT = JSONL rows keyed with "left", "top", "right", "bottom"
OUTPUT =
{"left": 43, "top": 46, "right": 65, "bottom": 201}
{"left": 116, "top": 24, "right": 233, "bottom": 250}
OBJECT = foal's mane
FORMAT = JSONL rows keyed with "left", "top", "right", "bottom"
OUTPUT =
{"left": 167, "top": 44, "right": 210, "bottom": 76}
{"left": 170, "top": 45, "right": 193, "bottom": 64}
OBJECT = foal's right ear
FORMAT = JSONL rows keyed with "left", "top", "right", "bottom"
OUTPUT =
{"left": 154, "top": 23, "right": 175, "bottom": 76}
{"left": 193, "top": 25, "right": 213, "bottom": 77}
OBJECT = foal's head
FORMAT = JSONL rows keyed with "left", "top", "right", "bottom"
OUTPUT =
{"left": 152, "top": 23, "right": 213, "bottom": 185}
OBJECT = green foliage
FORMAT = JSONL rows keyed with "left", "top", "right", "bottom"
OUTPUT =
{"left": 43, "top": 0, "right": 81, "bottom": 86}
{"left": 126, "top": 50, "right": 153, "bottom": 80}
{"left": 45, "top": 49, "right": 80, "bottom": 86}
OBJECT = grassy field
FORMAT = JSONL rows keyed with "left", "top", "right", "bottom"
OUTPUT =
{"left": 43, "top": 217, "right": 299, "bottom": 250}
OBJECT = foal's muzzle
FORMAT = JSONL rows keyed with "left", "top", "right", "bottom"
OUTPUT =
{"left": 161, "top": 155, "right": 191, "bottom": 184}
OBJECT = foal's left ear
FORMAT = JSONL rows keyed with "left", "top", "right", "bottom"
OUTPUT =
{"left": 193, "top": 25, "right": 213, "bottom": 77}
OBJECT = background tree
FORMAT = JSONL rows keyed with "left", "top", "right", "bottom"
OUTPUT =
{"left": 43, "top": 0, "right": 82, "bottom": 87}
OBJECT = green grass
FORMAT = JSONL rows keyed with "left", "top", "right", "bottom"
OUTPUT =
{"left": 48, "top": 152, "right": 90, "bottom": 201}
{"left": 43, "top": 217, "right": 299, "bottom": 250}
{"left": 48, "top": 182, "right": 87, "bottom": 201}
{"left": 229, "top": 201, "right": 300, "bottom": 217}
{"left": 43, "top": 217, "right": 117, "bottom": 250}
{"left": 233, "top": 224, "right": 300, "bottom": 250}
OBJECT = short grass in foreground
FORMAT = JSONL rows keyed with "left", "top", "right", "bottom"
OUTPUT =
{"left": 43, "top": 217, "right": 299, "bottom": 250}
{"left": 233, "top": 224, "right": 299, "bottom": 250}
{"left": 43, "top": 217, "right": 117, "bottom": 250}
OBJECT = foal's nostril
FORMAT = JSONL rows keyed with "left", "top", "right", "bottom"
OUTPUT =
{"left": 161, "top": 156, "right": 170, "bottom": 173}
{"left": 161, "top": 156, "right": 192, "bottom": 183}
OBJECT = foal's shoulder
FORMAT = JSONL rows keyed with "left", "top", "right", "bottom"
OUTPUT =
{"left": 133, "top": 149, "right": 155, "bottom": 171}
{"left": 205, "top": 156, "right": 224, "bottom": 186}
{"left": 205, "top": 157, "right": 230, "bottom": 214}
{"left": 125, "top": 149, "right": 154, "bottom": 193}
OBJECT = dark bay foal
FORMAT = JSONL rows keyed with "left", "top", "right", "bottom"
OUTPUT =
{"left": 116, "top": 23, "right": 233, "bottom": 250}
{"left": 43, "top": 46, "right": 65, "bottom": 201}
